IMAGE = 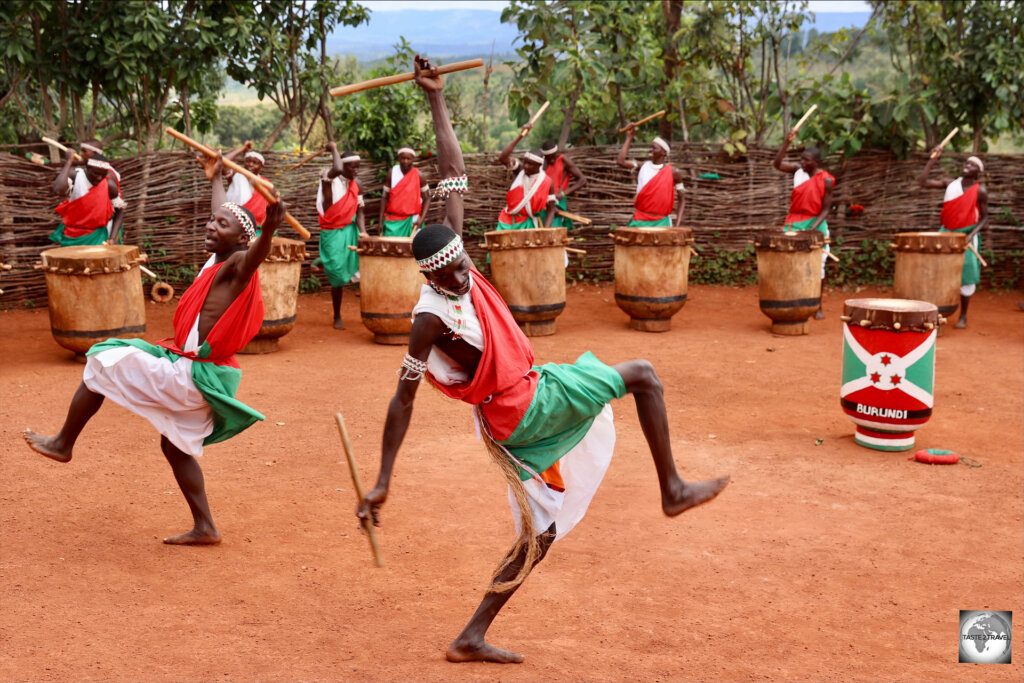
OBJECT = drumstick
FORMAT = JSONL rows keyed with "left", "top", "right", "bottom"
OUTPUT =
{"left": 330, "top": 58, "right": 484, "bottom": 97}
{"left": 826, "top": 250, "right": 840, "bottom": 263}
{"left": 791, "top": 104, "right": 818, "bottom": 133}
{"left": 138, "top": 265, "right": 157, "bottom": 278}
{"left": 164, "top": 127, "right": 311, "bottom": 239}
{"left": 690, "top": 245, "right": 700, "bottom": 257}
{"left": 930, "top": 127, "right": 960, "bottom": 159}
{"left": 565, "top": 247, "right": 586, "bottom": 255}
{"left": 522, "top": 101, "right": 550, "bottom": 135}
{"left": 283, "top": 148, "right": 326, "bottom": 171}
{"left": 334, "top": 412, "right": 384, "bottom": 568}
{"left": 619, "top": 110, "right": 667, "bottom": 133}
{"left": 42, "top": 137, "right": 83, "bottom": 162}
{"left": 968, "top": 242, "right": 988, "bottom": 267}
{"left": 555, "top": 208, "right": 592, "bottom": 225}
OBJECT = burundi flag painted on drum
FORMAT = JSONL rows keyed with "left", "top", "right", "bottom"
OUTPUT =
{"left": 840, "top": 322, "right": 936, "bottom": 451}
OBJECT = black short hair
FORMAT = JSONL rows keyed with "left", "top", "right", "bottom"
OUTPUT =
{"left": 803, "top": 146, "right": 822, "bottom": 161}
{"left": 412, "top": 223, "right": 458, "bottom": 261}
{"left": 541, "top": 140, "right": 558, "bottom": 153}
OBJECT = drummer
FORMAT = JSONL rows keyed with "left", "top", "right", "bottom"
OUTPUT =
{"left": 494, "top": 123, "right": 557, "bottom": 230}
{"left": 317, "top": 141, "right": 368, "bottom": 329}
{"left": 772, "top": 128, "right": 835, "bottom": 319}
{"left": 918, "top": 152, "right": 989, "bottom": 329}
{"left": 50, "top": 145, "right": 125, "bottom": 246}
{"left": 222, "top": 140, "right": 269, "bottom": 232}
{"left": 497, "top": 130, "right": 586, "bottom": 229}
{"left": 378, "top": 146, "right": 431, "bottom": 237}
{"left": 615, "top": 126, "right": 686, "bottom": 227}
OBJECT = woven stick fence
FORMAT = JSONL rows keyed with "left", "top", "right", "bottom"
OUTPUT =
{"left": 1, "top": 144, "right": 1022, "bottom": 306}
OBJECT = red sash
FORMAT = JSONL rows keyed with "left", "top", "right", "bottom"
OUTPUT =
{"left": 54, "top": 180, "right": 113, "bottom": 237}
{"left": 426, "top": 267, "right": 538, "bottom": 441}
{"left": 940, "top": 183, "right": 979, "bottom": 230}
{"left": 385, "top": 167, "right": 422, "bottom": 221}
{"left": 242, "top": 176, "right": 268, "bottom": 226}
{"left": 159, "top": 261, "right": 264, "bottom": 369}
{"left": 498, "top": 173, "right": 552, "bottom": 224}
{"left": 784, "top": 170, "right": 834, "bottom": 224}
{"left": 632, "top": 165, "right": 675, "bottom": 221}
{"left": 319, "top": 178, "right": 360, "bottom": 229}
{"left": 545, "top": 155, "right": 569, "bottom": 193}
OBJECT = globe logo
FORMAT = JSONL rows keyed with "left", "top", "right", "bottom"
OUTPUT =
{"left": 959, "top": 610, "right": 1012, "bottom": 664}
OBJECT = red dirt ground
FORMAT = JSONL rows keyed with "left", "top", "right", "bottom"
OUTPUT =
{"left": 1, "top": 284, "right": 1021, "bottom": 682}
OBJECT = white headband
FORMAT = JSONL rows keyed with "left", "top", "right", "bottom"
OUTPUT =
{"left": 82, "top": 143, "right": 103, "bottom": 154}
{"left": 416, "top": 235, "right": 465, "bottom": 272}
{"left": 523, "top": 152, "right": 543, "bottom": 164}
{"left": 541, "top": 143, "right": 558, "bottom": 154}
{"left": 245, "top": 150, "right": 265, "bottom": 164}
{"left": 87, "top": 159, "right": 112, "bottom": 171}
{"left": 340, "top": 153, "right": 360, "bottom": 166}
{"left": 653, "top": 137, "right": 670, "bottom": 154}
{"left": 222, "top": 202, "right": 256, "bottom": 241}
{"left": 396, "top": 147, "right": 415, "bottom": 157}
{"left": 966, "top": 155, "right": 984, "bottom": 173}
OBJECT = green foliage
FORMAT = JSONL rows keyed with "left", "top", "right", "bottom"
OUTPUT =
{"left": 985, "top": 249, "right": 1024, "bottom": 290}
{"left": 690, "top": 244, "right": 758, "bottom": 285}
{"left": 828, "top": 237, "right": 893, "bottom": 287}
{"left": 299, "top": 274, "right": 323, "bottom": 294}
{"left": 212, "top": 105, "right": 283, "bottom": 148}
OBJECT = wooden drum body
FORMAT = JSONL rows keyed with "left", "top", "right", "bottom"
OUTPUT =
{"left": 484, "top": 227, "right": 567, "bottom": 337}
{"left": 356, "top": 236, "right": 422, "bottom": 345}
{"left": 892, "top": 231, "right": 966, "bottom": 319}
{"left": 613, "top": 227, "right": 692, "bottom": 332}
{"left": 840, "top": 298, "right": 938, "bottom": 451}
{"left": 241, "top": 237, "right": 306, "bottom": 354}
{"left": 40, "top": 245, "right": 147, "bottom": 358}
{"left": 755, "top": 230, "right": 823, "bottom": 335}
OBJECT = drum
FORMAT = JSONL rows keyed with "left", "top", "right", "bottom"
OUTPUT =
{"left": 755, "top": 230, "right": 823, "bottom": 335}
{"left": 484, "top": 227, "right": 567, "bottom": 336}
{"left": 39, "top": 245, "right": 146, "bottom": 359}
{"left": 356, "top": 236, "right": 422, "bottom": 345}
{"left": 840, "top": 298, "right": 939, "bottom": 451}
{"left": 240, "top": 236, "right": 306, "bottom": 354}
{"left": 892, "top": 231, "right": 966, "bottom": 320}
{"left": 613, "top": 227, "right": 693, "bottom": 332}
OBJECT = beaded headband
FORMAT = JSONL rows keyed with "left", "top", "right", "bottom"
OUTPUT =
{"left": 541, "top": 143, "right": 558, "bottom": 154}
{"left": 82, "top": 143, "right": 103, "bottom": 154}
{"left": 87, "top": 158, "right": 112, "bottom": 170}
{"left": 415, "top": 235, "right": 464, "bottom": 272}
{"left": 396, "top": 147, "right": 415, "bottom": 157}
{"left": 222, "top": 201, "right": 256, "bottom": 241}
{"left": 653, "top": 137, "right": 670, "bottom": 154}
{"left": 966, "top": 155, "right": 984, "bottom": 173}
{"left": 244, "top": 150, "right": 265, "bottom": 164}
{"left": 523, "top": 151, "right": 543, "bottom": 164}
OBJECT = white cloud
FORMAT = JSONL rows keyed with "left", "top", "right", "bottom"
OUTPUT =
{"left": 806, "top": 0, "right": 872, "bottom": 12}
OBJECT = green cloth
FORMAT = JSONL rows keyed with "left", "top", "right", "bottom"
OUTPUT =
{"left": 496, "top": 217, "right": 536, "bottom": 231}
{"left": 538, "top": 196, "right": 572, "bottom": 229}
{"left": 498, "top": 351, "right": 627, "bottom": 481}
{"left": 941, "top": 224, "right": 981, "bottom": 286}
{"left": 782, "top": 216, "right": 829, "bottom": 237}
{"left": 383, "top": 216, "right": 414, "bottom": 237}
{"left": 319, "top": 222, "right": 360, "bottom": 288}
{"left": 86, "top": 338, "right": 265, "bottom": 446}
{"left": 627, "top": 216, "right": 672, "bottom": 228}
{"left": 698, "top": 173, "right": 721, "bottom": 180}
{"left": 49, "top": 223, "right": 108, "bottom": 246}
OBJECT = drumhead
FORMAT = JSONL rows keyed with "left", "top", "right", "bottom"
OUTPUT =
{"left": 844, "top": 297, "right": 939, "bottom": 331}
{"left": 484, "top": 227, "right": 567, "bottom": 251}
{"left": 613, "top": 227, "right": 693, "bottom": 247}
{"left": 40, "top": 245, "right": 141, "bottom": 272}
{"left": 265, "top": 236, "right": 308, "bottom": 262}
{"left": 892, "top": 231, "right": 967, "bottom": 253}
{"left": 356, "top": 235, "right": 414, "bottom": 257}
{"left": 754, "top": 229, "right": 823, "bottom": 251}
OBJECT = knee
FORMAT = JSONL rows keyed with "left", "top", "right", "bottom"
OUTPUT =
{"left": 622, "top": 359, "right": 662, "bottom": 395}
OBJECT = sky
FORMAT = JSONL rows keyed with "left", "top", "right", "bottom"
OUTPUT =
{"left": 359, "top": 0, "right": 873, "bottom": 12}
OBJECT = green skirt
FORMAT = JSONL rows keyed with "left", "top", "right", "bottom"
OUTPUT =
{"left": 782, "top": 216, "right": 829, "bottom": 237}
{"left": 319, "top": 223, "right": 360, "bottom": 287}
{"left": 941, "top": 225, "right": 981, "bottom": 286}
{"left": 49, "top": 223, "right": 109, "bottom": 246}
{"left": 627, "top": 216, "right": 672, "bottom": 228}
{"left": 383, "top": 216, "right": 414, "bottom": 237}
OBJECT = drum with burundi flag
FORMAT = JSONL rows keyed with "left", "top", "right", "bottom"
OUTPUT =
{"left": 840, "top": 299, "right": 939, "bottom": 451}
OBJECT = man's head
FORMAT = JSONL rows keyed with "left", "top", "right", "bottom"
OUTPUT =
{"left": 412, "top": 223, "right": 471, "bottom": 296}
{"left": 244, "top": 150, "right": 265, "bottom": 175}
{"left": 522, "top": 149, "right": 544, "bottom": 176}
{"left": 963, "top": 155, "right": 984, "bottom": 178}
{"left": 81, "top": 139, "right": 104, "bottom": 162}
{"left": 340, "top": 151, "right": 360, "bottom": 179}
{"left": 84, "top": 155, "right": 112, "bottom": 185}
{"left": 800, "top": 147, "right": 821, "bottom": 173}
{"left": 541, "top": 140, "right": 558, "bottom": 164}
{"left": 650, "top": 137, "right": 670, "bottom": 164}
{"left": 396, "top": 147, "right": 416, "bottom": 173}
{"left": 205, "top": 201, "right": 257, "bottom": 254}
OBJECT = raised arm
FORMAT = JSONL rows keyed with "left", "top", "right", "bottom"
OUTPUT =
{"left": 918, "top": 148, "right": 952, "bottom": 189}
{"left": 616, "top": 126, "right": 637, "bottom": 170}
{"left": 414, "top": 55, "right": 465, "bottom": 235}
{"left": 497, "top": 124, "right": 529, "bottom": 169}
{"left": 239, "top": 192, "right": 284, "bottom": 278}
{"left": 562, "top": 155, "right": 587, "bottom": 196}
{"left": 197, "top": 153, "right": 228, "bottom": 211}
{"left": 773, "top": 129, "right": 801, "bottom": 173}
{"left": 52, "top": 148, "right": 76, "bottom": 196}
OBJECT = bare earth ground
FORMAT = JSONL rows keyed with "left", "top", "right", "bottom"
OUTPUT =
{"left": 1, "top": 283, "right": 1022, "bottom": 683}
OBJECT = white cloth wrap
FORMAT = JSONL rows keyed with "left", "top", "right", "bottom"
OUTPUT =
{"left": 507, "top": 170, "right": 556, "bottom": 220}
{"left": 636, "top": 160, "right": 664, "bottom": 194}
{"left": 317, "top": 171, "right": 363, "bottom": 216}
{"left": 225, "top": 173, "right": 254, "bottom": 206}
{"left": 412, "top": 283, "right": 484, "bottom": 384}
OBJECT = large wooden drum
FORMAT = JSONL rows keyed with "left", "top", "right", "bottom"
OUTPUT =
{"left": 39, "top": 245, "right": 146, "bottom": 359}
{"left": 613, "top": 227, "right": 692, "bottom": 332}
{"left": 484, "top": 227, "right": 567, "bottom": 337}
{"left": 356, "top": 236, "right": 422, "bottom": 345}
{"left": 240, "top": 236, "right": 306, "bottom": 354}
{"left": 755, "top": 230, "right": 823, "bottom": 335}
{"left": 892, "top": 231, "right": 966, "bottom": 318}
{"left": 840, "top": 298, "right": 938, "bottom": 452}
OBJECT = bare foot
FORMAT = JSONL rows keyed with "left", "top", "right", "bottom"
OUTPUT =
{"left": 955, "top": 317, "right": 967, "bottom": 329}
{"left": 662, "top": 476, "right": 730, "bottom": 517}
{"left": 814, "top": 307, "right": 825, "bottom": 320}
{"left": 333, "top": 318, "right": 345, "bottom": 330}
{"left": 163, "top": 528, "right": 221, "bottom": 545}
{"left": 446, "top": 638, "right": 524, "bottom": 664}
{"left": 23, "top": 429, "right": 72, "bottom": 463}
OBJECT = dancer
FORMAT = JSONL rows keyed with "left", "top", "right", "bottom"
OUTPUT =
{"left": 316, "top": 141, "right": 367, "bottom": 329}
{"left": 50, "top": 146, "right": 125, "bottom": 246}
{"left": 616, "top": 126, "right": 686, "bottom": 227}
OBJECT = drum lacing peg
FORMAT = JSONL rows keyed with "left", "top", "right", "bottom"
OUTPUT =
{"left": 893, "top": 321, "right": 902, "bottom": 330}
{"left": 888, "top": 242, "right": 898, "bottom": 250}
{"left": 923, "top": 321, "right": 935, "bottom": 330}
{"left": 103, "top": 267, "right": 111, "bottom": 273}
{"left": 82, "top": 267, "right": 90, "bottom": 275}
{"left": 50, "top": 266, "right": 59, "bottom": 273}
{"left": 859, "top": 319, "right": 872, "bottom": 327}
{"left": 937, "top": 315, "right": 948, "bottom": 325}
{"left": 840, "top": 315, "right": 852, "bottom": 322}
{"left": 33, "top": 263, "right": 45, "bottom": 270}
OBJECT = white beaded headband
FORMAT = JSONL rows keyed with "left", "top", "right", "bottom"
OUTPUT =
{"left": 966, "top": 155, "right": 984, "bottom": 173}
{"left": 82, "top": 143, "right": 103, "bottom": 154}
{"left": 222, "top": 201, "right": 256, "bottom": 241}
{"left": 541, "top": 143, "right": 558, "bottom": 154}
{"left": 87, "top": 158, "right": 112, "bottom": 170}
{"left": 653, "top": 137, "right": 670, "bottom": 154}
{"left": 523, "top": 151, "right": 543, "bottom": 164}
{"left": 396, "top": 147, "right": 415, "bottom": 157}
{"left": 416, "top": 235, "right": 464, "bottom": 272}
{"left": 340, "top": 152, "right": 360, "bottom": 166}
{"left": 245, "top": 150, "right": 265, "bottom": 164}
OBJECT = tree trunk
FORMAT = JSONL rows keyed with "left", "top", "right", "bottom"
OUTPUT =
{"left": 659, "top": 0, "right": 683, "bottom": 141}
{"left": 264, "top": 113, "right": 293, "bottom": 149}
{"left": 557, "top": 78, "right": 584, "bottom": 149}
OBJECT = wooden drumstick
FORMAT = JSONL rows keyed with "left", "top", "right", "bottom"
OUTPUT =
{"left": 330, "top": 58, "right": 483, "bottom": 97}
{"left": 791, "top": 104, "right": 818, "bottom": 134}
{"left": 138, "top": 265, "right": 157, "bottom": 278}
{"left": 522, "top": 101, "right": 550, "bottom": 135}
{"left": 930, "top": 127, "right": 960, "bottom": 159}
{"left": 968, "top": 242, "right": 988, "bottom": 267}
{"left": 619, "top": 110, "right": 667, "bottom": 133}
{"left": 42, "top": 137, "right": 83, "bottom": 162}
{"left": 164, "top": 127, "right": 311, "bottom": 239}
{"left": 334, "top": 412, "right": 384, "bottom": 568}
{"left": 283, "top": 148, "right": 326, "bottom": 171}
{"left": 826, "top": 250, "right": 840, "bottom": 263}
{"left": 555, "top": 208, "right": 592, "bottom": 225}
{"left": 565, "top": 247, "right": 587, "bottom": 255}
{"left": 689, "top": 245, "right": 700, "bottom": 257}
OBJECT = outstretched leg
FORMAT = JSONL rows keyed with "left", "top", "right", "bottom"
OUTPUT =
{"left": 331, "top": 285, "right": 345, "bottom": 329}
{"left": 160, "top": 436, "right": 220, "bottom": 545}
{"left": 614, "top": 360, "right": 729, "bottom": 516}
{"left": 956, "top": 294, "right": 970, "bottom": 328}
{"left": 23, "top": 381, "right": 105, "bottom": 463}
{"left": 447, "top": 523, "right": 556, "bottom": 663}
